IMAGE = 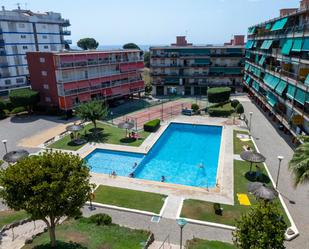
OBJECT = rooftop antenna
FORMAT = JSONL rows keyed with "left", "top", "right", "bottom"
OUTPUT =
{"left": 16, "top": 3, "right": 21, "bottom": 10}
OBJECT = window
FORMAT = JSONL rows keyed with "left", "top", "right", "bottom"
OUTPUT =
{"left": 20, "top": 35, "right": 26, "bottom": 39}
{"left": 22, "top": 46, "right": 28, "bottom": 50}
{"left": 42, "top": 25, "right": 47, "bottom": 29}
{"left": 45, "top": 96, "right": 51, "bottom": 102}
{"left": 42, "top": 35, "right": 48, "bottom": 39}
{"left": 19, "top": 23, "right": 25, "bottom": 28}
{"left": 41, "top": 71, "right": 47, "bottom": 76}
{"left": 39, "top": 57, "right": 45, "bottom": 63}
{"left": 43, "top": 84, "right": 49, "bottom": 90}
{"left": 44, "top": 45, "right": 49, "bottom": 49}
{"left": 16, "top": 78, "right": 24, "bottom": 83}
{"left": 4, "top": 79, "right": 11, "bottom": 85}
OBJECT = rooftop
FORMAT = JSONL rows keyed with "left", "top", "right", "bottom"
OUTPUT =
{"left": 27, "top": 49, "right": 142, "bottom": 56}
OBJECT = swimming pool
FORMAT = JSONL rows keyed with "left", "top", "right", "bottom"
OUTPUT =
{"left": 85, "top": 123, "right": 222, "bottom": 188}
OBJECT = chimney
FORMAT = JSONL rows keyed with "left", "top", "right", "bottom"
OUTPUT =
{"left": 171, "top": 36, "right": 193, "bottom": 46}
{"left": 300, "top": 0, "right": 309, "bottom": 10}
{"left": 232, "top": 35, "right": 245, "bottom": 46}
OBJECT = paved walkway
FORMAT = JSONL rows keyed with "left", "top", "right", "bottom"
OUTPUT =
{"left": 240, "top": 96, "right": 309, "bottom": 249}
{"left": 161, "top": 196, "right": 182, "bottom": 219}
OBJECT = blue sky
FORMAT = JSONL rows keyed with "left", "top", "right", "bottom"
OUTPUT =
{"left": 2, "top": 0, "right": 300, "bottom": 45}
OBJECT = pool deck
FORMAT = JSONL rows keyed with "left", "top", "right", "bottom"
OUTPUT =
{"left": 81, "top": 115, "right": 234, "bottom": 206}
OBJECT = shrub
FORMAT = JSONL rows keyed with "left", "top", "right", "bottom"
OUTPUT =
{"left": 207, "top": 87, "right": 231, "bottom": 103}
{"left": 88, "top": 213, "right": 112, "bottom": 226}
{"left": 208, "top": 106, "right": 234, "bottom": 117}
{"left": 191, "top": 103, "right": 199, "bottom": 112}
{"left": 231, "top": 99, "right": 240, "bottom": 108}
{"left": 9, "top": 88, "right": 39, "bottom": 113}
{"left": 11, "top": 106, "right": 26, "bottom": 114}
{"left": 144, "top": 119, "right": 160, "bottom": 132}
{"left": 235, "top": 103, "right": 244, "bottom": 115}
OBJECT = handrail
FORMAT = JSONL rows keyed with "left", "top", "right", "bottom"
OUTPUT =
{"left": 158, "top": 234, "right": 170, "bottom": 249}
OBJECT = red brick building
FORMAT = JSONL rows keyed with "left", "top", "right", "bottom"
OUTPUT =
{"left": 26, "top": 50, "right": 144, "bottom": 111}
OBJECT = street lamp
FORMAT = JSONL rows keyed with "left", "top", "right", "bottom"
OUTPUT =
{"left": 2, "top": 139, "right": 7, "bottom": 154}
{"left": 249, "top": 112, "right": 253, "bottom": 133}
{"left": 177, "top": 218, "right": 187, "bottom": 249}
{"left": 276, "top": 156, "right": 284, "bottom": 189}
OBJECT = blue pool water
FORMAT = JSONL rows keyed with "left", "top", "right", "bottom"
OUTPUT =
{"left": 85, "top": 123, "right": 222, "bottom": 188}
{"left": 85, "top": 149, "right": 145, "bottom": 176}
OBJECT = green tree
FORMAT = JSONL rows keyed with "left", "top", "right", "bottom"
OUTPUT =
{"left": 207, "top": 87, "right": 231, "bottom": 104}
{"left": 9, "top": 88, "right": 39, "bottom": 114}
{"left": 77, "top": 38, "right": 99, "bottom": 50}
{"left": 144, "top": 51, "right": 150, "bottom": 68}
{"left": 0, "top": 100, "right": 6, "bottom": 118}
{"left": 235, "top": 103, "right": 244, "bottom": 115}
{"left": 123, "top": 43, "right": 140, "bottom": 50}
{"left": 233, "top": 202, "right": 287, "bottom": 249}
{"left": 289, "top": 137, "right": 309, "bottom": 187}
{"left": 0, "top": 151, "right": 91, "bottom": 248}
{"left": 231, "top": 99, "right": 240, "bottom": 108}
{"left": 75, "top": 100, "right": 108, "bottom": 130}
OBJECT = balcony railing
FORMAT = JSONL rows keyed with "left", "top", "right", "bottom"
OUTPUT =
{"left": 61, "top": 30, "right": 71, "bottom": 36}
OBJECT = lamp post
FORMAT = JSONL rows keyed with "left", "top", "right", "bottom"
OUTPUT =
{"left": 276, "top": 156, "right": 284, "bottom": 189}
{"left": 249, "top": 112, "right": 253, "bottom": 133}
{"left": 2, "top": 139, "right": 7, "bottom": 154}
{"left": 177, "top": 218, "right": 187, "bottom": 249}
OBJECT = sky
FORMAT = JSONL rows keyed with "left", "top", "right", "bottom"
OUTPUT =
{"left": 1, "top": 0, "right": 301, "bottom": 46}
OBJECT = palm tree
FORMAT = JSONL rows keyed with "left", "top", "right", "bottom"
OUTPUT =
{"left": 75, "top": 100, "right": 108, "bottom": 130}
{"left": 289, "top": 137, "right": 309, "bottom": 187}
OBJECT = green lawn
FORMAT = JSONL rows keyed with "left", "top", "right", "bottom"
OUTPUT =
{"left": 0, "top": 210, "right": 29, "bottom": 228}
{"left": 181, "top": 160, "right": 290, "bottom": 227}
{"left": 186, "top": 238, "right": 236, "bottom": 249}
{"left": 93, "top": 185, "right": 166, "bottom": 214}
{"left": 22, "top": 218, "right": 149, "bottom": 249}
{"left": 48, "top": 122, "right": 150, "bottom": 151}
{"left": 233, "top": 130, "right": 255, "bottom": 154}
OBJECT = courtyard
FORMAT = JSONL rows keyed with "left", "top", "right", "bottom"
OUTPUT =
{"left": 0, "top": 96, "right": 307, "bottom": 249}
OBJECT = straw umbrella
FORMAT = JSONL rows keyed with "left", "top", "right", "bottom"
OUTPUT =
{"left": 66, "top": 124, "right": 83, "bottom": 139}
{"left": 240, "top": 151, "right": 266, "bottom": 174}
{"left": 3, "top": 150, "right": 29, "bottom": 164}
{"left": 118, "top": 121, "right": 134, "bottom": 137}
{"left": 252, "top": 184, "right": 278, "bottom": 202}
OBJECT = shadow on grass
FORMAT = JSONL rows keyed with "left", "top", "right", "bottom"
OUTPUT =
{"left": 119, "top": 137, "right": 137, "bottom": 143}
{"left": 86, "top": 131, "right": 110, "bottom": 143}
{"left": 89, "top": 127, "right": 103, "bottom": 133}
{"left": 31, "top": 241, "right": 87, "bottom": 249}
{"left": 245, "top": 171, "right": 271, "bottom": 184}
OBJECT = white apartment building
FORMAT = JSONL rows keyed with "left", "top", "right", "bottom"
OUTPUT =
{"left": 0, "top": 6, "right": 71, "bottom": 96}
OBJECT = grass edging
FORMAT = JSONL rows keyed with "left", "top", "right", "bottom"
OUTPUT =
{"left": 250, "top": 137, "right": 299, "bottom": 241}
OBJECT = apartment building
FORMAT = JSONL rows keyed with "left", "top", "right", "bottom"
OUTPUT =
{"left": 243, "top": 0, "right": 309, "bottom": 137}
{"left": 26, "top": 50, "right": 144, "bottom": 112}
{"left": 0, "top": 6, "right": 71, "bottom": 96}
{"left": 150, "top": 36, "right": 245, "bottom": 96}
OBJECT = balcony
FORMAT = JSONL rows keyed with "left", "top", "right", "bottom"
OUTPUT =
{"left": 61, "top": 30, "right": 71, "bottom": 36}
{"left": 62, "top": 19, "right": 71, "bottom": 27}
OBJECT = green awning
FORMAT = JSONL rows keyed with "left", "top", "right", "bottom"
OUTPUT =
{"left": 193, "top": 58, "right": 210, "bottom": 65}
{"left": 271, "top": 17, "right": 288, "bottom": 31}
{"left": 255, "top": 54, "right": 259, "bottom": 64}
{"left": 245, "top": 51, "right": 251, "bottom": 59}
{"left": 245, "top": 76, "right": 252, "bottom": 85}
{"left": 248, "top": 27, "right": 256, "bottom": 35}
{"left": 245, "top": 40, "right": 254, "bottom": 49}
{"left": 267, "top": 92, "right": 277, "bottom": 107}
{"left": 209, "top": 67, "right": 241, "bottom": 74}
{"left": 261, "top": 40, "right": 273, "bottom": 50}
{"left": 259, "top": 55, "right": 266, "bottom": 66}
{"left": 252, "top": 81, "right": 260, "bottom": 92}
{"left": 295, "top": 88, "right": 306, "bottom": 105}
{"left": 305, "top": 74, "right": 309, "bottom": 86}
{"left": 302, "top": 38, "right": 309, "bottom": 51}
{"left": 275, "top": 80, "right": 287, "bottom": 95}
{"left": 291, "top": 38, "right": 303, "bottom": 52}
{"left": 263, "top": 74, "right": 280, "bottom": 89}
{"left": 286, "top": 84, "right": 296, "bottom": 100}
{"left": 281, "top": 39, "right": 294, "bottom": 55}
{"left": 243, "top": 75, "right": 247, "bottom": 81}
{"left": 165, "top": 78, "right": 179, "bottom": 84}
{"left": 253, "top": 41, "right": 257, "bottom": 48}
{"left": 265, "top": 23, "right": 272, "bottom": 30}
{"left": 245, "top": 62, "right": 250, "bottom": 70}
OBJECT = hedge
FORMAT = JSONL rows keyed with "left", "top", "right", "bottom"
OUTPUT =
{"left": 207, "top": 87, "right": 231, "bottom": 103}
{"left": 208, "top": 106, "right": 234, "bottom": 117}
{"left": 144, "top": 119, "right": 160, "bottom": 132}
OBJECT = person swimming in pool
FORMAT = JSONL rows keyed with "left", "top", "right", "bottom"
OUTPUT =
{"left": 132, "top": 162, "right": 138, "bottom": 169}
{"left": 161, "top": 175, "right": 165, "bottom": 182}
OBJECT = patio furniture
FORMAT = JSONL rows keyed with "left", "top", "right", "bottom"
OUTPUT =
{"left": 118, "top": 121, "right": 134, "bottom": 137}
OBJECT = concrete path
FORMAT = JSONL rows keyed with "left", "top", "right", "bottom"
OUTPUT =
{"left": 240, "top": 96, "right": 309, "bottom": 249}
{"left": 161, "top": 196, "right": 182, "bottom": 219}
